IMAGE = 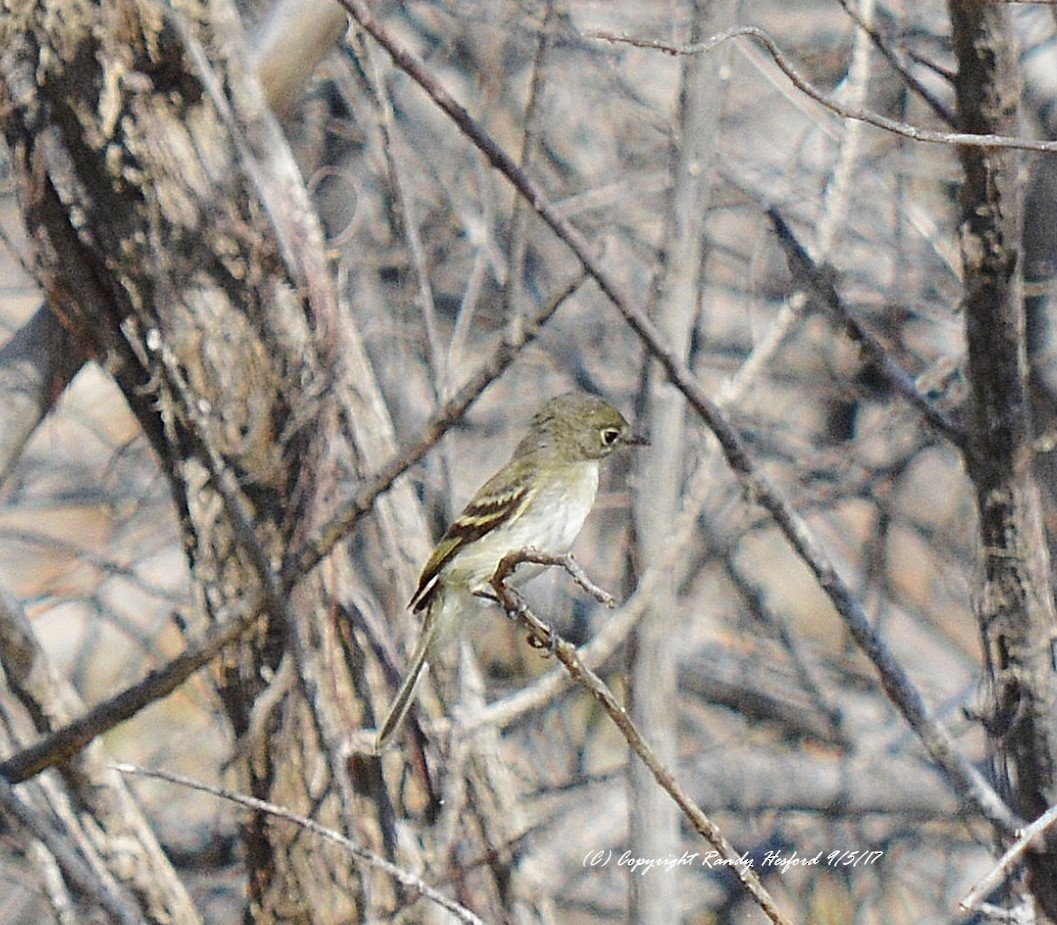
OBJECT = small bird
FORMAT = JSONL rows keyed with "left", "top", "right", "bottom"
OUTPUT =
{"left": 376, "top": 391, "right": 646, "bottom": 748}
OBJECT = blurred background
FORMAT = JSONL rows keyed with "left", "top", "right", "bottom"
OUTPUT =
{"left": 3, "top": 0, "right": 1055, "bottom": 922}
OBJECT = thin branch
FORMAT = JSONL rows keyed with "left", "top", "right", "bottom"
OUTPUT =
{"left": 767, "top": 207, "right": 965, "bottom": 449}
{"left": 490, "top": 550, "right": 616, "bottom": 609}
{"left": 587, "top": 26, "right": 1057, "bottom": 154}
{"left": 961, "top": 801, "right": 1057, "bottom": 911}
{"left": 487, "top": 550, "right": 794, "bottom": 925}
{"left": 111, "top": 763, "right": 493, "bottom": 925}
{"left": 436, "top": 572, "right": 652, "bottom": 737}
{"left": 352, "top": 29, "right": 445, "bottom": 386}
{"left": 719, "top": 547, "right": 847, "bottom": 744}
{"left": 814, "top": 0, "right": 874, "bottom": 258}
{"left": 501, "top": 0, "right": 558, "bottom": 334}
{"left": 0, "top": 775, "right": 145, "bottom": 925}
{"left": 0, "top": 306, "right": 83, "bottom": 487}
{"left": 0, "top": 594, "right": 262, "bottom": 784}
{"left": 340, "top": 0, "right": 1020, "bottom": 837}
{"left": 833, "top": 0, "right": 955, "bottom": 124}
{"left": 0, "top": 583, "right": 201, "bottom": 922}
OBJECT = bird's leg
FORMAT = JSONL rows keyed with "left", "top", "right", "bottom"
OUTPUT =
{"left": 479, "top": 582, "right": 528, "bottom": 621}
{"left": 488, "top": 553, "right": 556, "bottom": 652}
{"left": 527, "top": 622, "right": 558, "bottom": 656}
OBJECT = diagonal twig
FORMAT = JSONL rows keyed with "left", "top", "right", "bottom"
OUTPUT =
{"left": 767, "top": 207, "right": 965, "bottom": 449}
{"left": 961, "top": 800, "right": 1057, "bottom": 912}
{"left": 0, "top": 595, "right": 262, "bottom": 784}
{"left": 111, "top": 763, "right": 492, "bottom": 925}
{"left": 487, "top": 549, "right": 793, "bottom": 925}
{"left": 0, "top": 774, "right": 145, "bottom": 925}
{"left": 832, "top": 0, "right": 954, "bottom": 125}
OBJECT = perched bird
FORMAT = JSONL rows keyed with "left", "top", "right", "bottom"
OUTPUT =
{"left": 376, "top": 391, "right": 646, "bottom": 748}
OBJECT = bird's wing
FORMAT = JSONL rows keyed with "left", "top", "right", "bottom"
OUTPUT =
{"left": 408, "top": 475, "right": 532, "bottom": 612}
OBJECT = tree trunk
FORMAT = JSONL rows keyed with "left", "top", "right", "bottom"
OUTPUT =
{"left": 949, "top": 3, "right": 1057, "bottom": 919}
{"left": 0, "top": 2, "right": 369, "bottom": 920}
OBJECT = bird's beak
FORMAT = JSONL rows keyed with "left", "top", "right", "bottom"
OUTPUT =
{"left": 625, "top": 431, "right": 650, "bottom": 447}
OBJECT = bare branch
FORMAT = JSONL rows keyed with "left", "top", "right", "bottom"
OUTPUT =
{"left": 767, "top": 207, "right": 965, "bottom": 448}
{"left": 0, "top": 775, "right": 144, "bottom": 925}
{"left": 587, "top": 26, "right": 1057, "bottom": 154}
{"left": 111, "top": 763, "right": 493, "bottom": 925}
{"left": 0, "top": 583, "right": 201, "bottom": 921}
{"left": 486, "top": 549, "right": 794, "bottom": 925}
{"left": 962, "top": 802, "right": 1057, "bottom": 912}
{"left": 0, "top": 593, "right": 261, "bottom": 784}
{"left": 0, "top": 307, "right": 83, "bottom": 487}
{"left": 492, "top": 550, "right": 615, "bottom": 609}
{"left": 833, "top": 0, "right": 955, "bottom": 124}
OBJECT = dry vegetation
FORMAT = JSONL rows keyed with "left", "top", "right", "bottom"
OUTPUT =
{"left": 2, "top": 0, "right": 1057, "bottom": 923}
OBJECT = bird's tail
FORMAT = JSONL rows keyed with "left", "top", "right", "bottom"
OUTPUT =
{"left": 375, "top": 632, "right": 432, "bottom": 750}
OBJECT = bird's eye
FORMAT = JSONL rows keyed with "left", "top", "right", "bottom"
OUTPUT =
{"left": 601, "top": 427, "right": 621, "bottom": 447}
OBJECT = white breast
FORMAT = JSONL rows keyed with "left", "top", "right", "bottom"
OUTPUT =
{"left": 445, "top": 460, "right": 601, "bottom": 594}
